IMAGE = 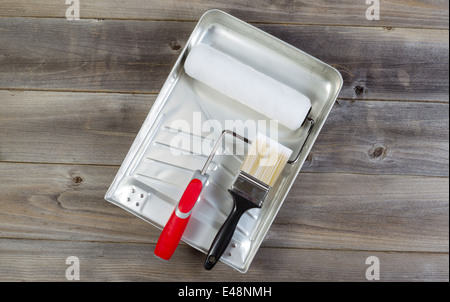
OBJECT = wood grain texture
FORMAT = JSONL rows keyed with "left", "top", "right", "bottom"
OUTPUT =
{"left": 1, "top": 91, "right": 447, "bottom": 176}
{"left": 0, "top": 91, "right": 152, "bottom": 165}
{"left": 258, "top": 24, "right": 449, "bottom": 102}
{"left": 0, "top": 0, "right": 448, "bottom": 29}
{"left": 0, "top": 18, "right": 448, "bottom": 102}
{"left": 0, "top": 0, "right": 448, "bottom": 282}
{"left": 0, "top": 162, "right": 447, "bottom": 253}
{"left": 272, "top": 172, "right": 449, "bottom": 253}
{"left": 0, "top": 238, "right": 448, "bottom": 282}
{"left": 0, "top": 18, "right": 194, "bottom": 94}
{"left": 308, "top": 100, "right": 449, "bottom": 177}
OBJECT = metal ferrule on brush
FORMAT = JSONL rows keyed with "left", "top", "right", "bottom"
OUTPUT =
{"left": 230, "top": 171, "right": 270, "bottom": 208}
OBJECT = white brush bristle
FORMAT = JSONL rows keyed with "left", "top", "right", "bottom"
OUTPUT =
{"left": 241, "top": 133, "right": 293, "bottom": 187}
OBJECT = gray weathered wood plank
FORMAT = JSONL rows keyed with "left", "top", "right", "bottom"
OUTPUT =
{"left": 0, "top": 0, "right": 448, "bottom": 29}
{"left": 308, "top": 100, "right": 449, "bottom": 177}
{"left": 271, "top": 172, "right": 449, "bottom": 253}
{"left": 0, "top": 18, "right": 448, "bottom": 102}
{"left": 0, "top": 162, "right": 447, "bottom": 253}
{"left": 0, "top": 18, "right": 193, "bottom": 93}
{"left": 1, "top": 91, "right": 447, "bottom": 176}
{"left": 259, "top": 24, "right": 449, "bottom": 102}
{"left": 0, "top": 91, "right": 152, "bottom": 166}
{"left": 0, "top": 238, "right": 447, "bottom": 281}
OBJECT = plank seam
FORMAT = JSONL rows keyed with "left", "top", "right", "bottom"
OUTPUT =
{"left": 0, "top": 89, "right": 448, "bottom": 104}
{"left": 0, "top": 236, "right": 447, "bottom": 255}
{"left": 0, "top": 15, "right": 448, "bottom": 31}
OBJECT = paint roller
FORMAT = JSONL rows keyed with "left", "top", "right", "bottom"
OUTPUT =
{"left": 184, "top": 44, "right": 312, "bottom": 130}
{"left": 153, "top": 44, "right": 314, "bottom": 262}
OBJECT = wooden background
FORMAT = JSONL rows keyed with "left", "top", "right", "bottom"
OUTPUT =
{"left": 0, "top": 0, "right": 448, "bottom": 282}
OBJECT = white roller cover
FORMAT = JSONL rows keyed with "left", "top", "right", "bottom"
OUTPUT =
{"left": 184, "top": 44, "right": 311, "bottom": 130}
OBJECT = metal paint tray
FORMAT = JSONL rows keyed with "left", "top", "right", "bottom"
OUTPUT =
{"left": 105, "top": 9, "right": 343, "bottom": 273}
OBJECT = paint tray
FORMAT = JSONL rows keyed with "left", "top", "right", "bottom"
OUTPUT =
{"left": 105, "top": 9, "right": 343, "bottom": 272}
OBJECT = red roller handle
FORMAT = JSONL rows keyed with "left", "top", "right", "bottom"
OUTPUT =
{"left": 154, "top": 178, "right": 203, "bottom": 260}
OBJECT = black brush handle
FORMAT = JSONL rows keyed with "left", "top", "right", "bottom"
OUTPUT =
{"left": 204, "top": 190, "right": 259, "bottom": 270}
